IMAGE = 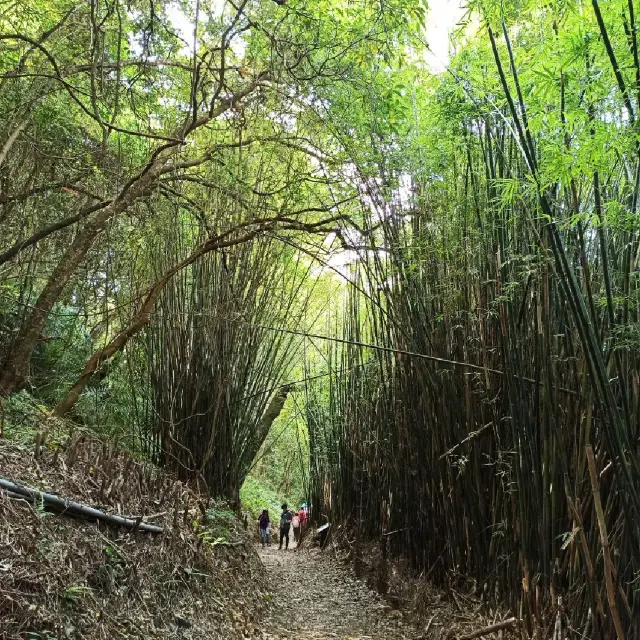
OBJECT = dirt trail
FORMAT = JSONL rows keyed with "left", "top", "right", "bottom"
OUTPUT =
{"left": 257, "top": 542, "right": 418, "bottom": 640}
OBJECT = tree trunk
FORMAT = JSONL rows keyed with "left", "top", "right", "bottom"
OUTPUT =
{"left": 52, "top": 276, "right": 170, "bottom": 417}
{"left": 0, "top": 74, "right": 267, "bottom": 397}
{"left": 260, "top": 385, "right": 292, "bottom": 430}
{"left": 0, "top": 169, "right": 160, "bottom": 396}
{"left": 52, "top": 225, "right": 268, "bottom": 415}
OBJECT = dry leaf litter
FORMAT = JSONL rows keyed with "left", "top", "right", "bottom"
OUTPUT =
{"left": 1, "top": 434, "right": 518, "bottom": 640}
{"left": 0, "top": 436, "right": 268, "bottom": 639}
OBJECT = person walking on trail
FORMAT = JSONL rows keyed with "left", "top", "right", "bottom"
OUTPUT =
{"left": 258, "top": 509, "right": 270, "bottom": 548}
{"left": 292, "top": 510, "right": 301, "bottom": 544}
{"left": 279, "top": 503, "right": 293, "bottom": 550}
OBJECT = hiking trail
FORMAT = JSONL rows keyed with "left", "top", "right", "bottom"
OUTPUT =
{"left": 257, "top": 542, "right": 417, "bottom": 640}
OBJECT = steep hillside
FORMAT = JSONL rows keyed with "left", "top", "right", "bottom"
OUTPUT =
{"left": 0, "top": 435, "right": 268, "bottom": 639}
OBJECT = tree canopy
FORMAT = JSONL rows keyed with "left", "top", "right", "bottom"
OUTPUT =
{"left": 3, "top": 0, "right": 640, "bottom": 637}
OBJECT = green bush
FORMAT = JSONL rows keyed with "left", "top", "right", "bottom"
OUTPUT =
{"left": 240, "top": 475, "right": 293, "bottom": 520}
{"left": 1, "top": 390, "right": 49, "bottom": 444}
{"left": 1, "top": 390, "right": 77, "bottom": 449}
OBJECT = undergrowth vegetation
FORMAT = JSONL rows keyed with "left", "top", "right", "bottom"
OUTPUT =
{"left": 0, "top": 436, "right": 267, "bottom": 639}
{"left": 240, "top": 476, "right": 286, "bottom": 521}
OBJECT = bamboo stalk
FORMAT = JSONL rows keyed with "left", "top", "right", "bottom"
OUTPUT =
{"left": 456, "top": 617, "right": 517, "bottom": 640}
{"left": 0, "top": 477, "right": 163, "bottom": 534}
{"left": 585, "top": 445, "right": 625, "bottom": 639}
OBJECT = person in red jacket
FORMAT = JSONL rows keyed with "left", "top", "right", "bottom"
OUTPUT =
{"left": 292, "top": 511, "right": 301, "bottom": 543}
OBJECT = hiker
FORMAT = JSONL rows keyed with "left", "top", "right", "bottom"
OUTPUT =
{"left": 278, "top": 503, "right": 293, "bottom": 550}
{"left": 298, "top": 505, "right": 307, "bottom": 528}
{"left": 292, "top": 510, "right": 301, "bottom": 544}
{"left": 258, "top": 509, "right": 270, "bottom": 548}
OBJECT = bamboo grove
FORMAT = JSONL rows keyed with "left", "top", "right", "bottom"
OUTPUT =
{"left": 4, "top": 0, "right": 640, "bottom": 637}
{"left": 305, "top": 2, "right": 640, "bottom": 638}
{"left": 0, "top": 0, "right": 421, "bottom": 491}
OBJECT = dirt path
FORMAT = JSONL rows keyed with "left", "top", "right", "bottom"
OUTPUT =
{"left": 257, "top": 542, "right": 418, "bottom": 640}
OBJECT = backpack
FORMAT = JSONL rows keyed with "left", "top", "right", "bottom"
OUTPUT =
{"left": 283, "top": 510, "right": 293, "bottom": 525}
{"left": 292, "top": 515, "right": 300, "bottom": 528}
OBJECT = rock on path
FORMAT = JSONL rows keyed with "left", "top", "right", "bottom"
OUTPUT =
{"left": 258, "top": 543, "right": 418, "bottom": 640}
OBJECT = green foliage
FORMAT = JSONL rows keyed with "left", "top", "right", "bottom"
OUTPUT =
{"left": 249, "top": 395, "right": 309, "bottom": 503}
{"left": 205, "top": 501, "right": 236, "bottom": 523}
{"left": 30, "top": 304, "right": 93, "bottom": 404}
{"left": 1, "top": 390, "right": 48, "bottom": 444}
{"left": 198, "top": 500, "right": 240, "bottom": 545}
{"left": 62, "top": 585, "right": 93, "bottom": 604}
{"left": 241, "top": 474, "right": 291, "bottom": 520}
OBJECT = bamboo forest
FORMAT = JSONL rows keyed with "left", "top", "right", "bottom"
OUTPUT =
{"left": 2, "top": 0, "right": 640, "bottom": 638}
